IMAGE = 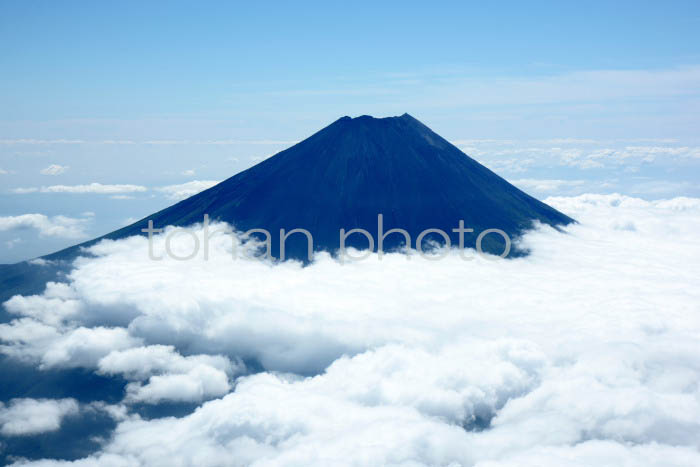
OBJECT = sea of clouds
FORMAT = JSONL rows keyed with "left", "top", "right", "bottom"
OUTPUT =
{"left": 1, "top": 193, "right": 699, "bottom": 466}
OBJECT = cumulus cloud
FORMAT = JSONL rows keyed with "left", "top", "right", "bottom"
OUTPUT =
{"left": 0, "top": 320, "right": 140, "bottom": 369}
{"left": 156, "top": 180, "right": 220, "bottom": 200}
{"left": 0, "top": 214, "right": 90, "bottom": 239}
{"left": 0, "top": 168, "right": 8, "bottom": 175}
{"left": 12, "top": 183, "right": 147, "bottom": 195}
{"left": 0, "top": 398, "right": 78, "bottom": 436}
{"left": 97, "top": 345, "right": 244, "bottom": 403}
{"left": 2, "top": 194, "right": 700, "bottom": 465}
{"left": 3, "top": 282, "right": 84, "bottom": 326}
{"left": 122, "top": 366, "right": 231, "bottom": 404}
{"left": 40, "top": 164, "right": 69, "bottom": 176}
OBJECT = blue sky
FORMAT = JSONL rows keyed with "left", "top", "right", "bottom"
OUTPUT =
{"left": 1, "top": 0, "right": 700, "bottom": 262}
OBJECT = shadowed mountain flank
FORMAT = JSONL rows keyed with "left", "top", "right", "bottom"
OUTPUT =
{"left": 1, "top": 114, "right": 573, "bottom": 304}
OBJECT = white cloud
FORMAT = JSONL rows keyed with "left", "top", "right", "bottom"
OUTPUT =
{"left": 0, "top": 320, "right": 141, "bottom": 369}
{"left": 0, "top": 139, "right": 86, "bottom": 145}
{"left": 456, "top": 139, "right": 700, "bottom": 177}
{"left": 529, "top": 138, "right": 600, "bottom": 144}
{"left": 550, "top": 145, "right": 700, "bottom": 169}
{"left": 97, "top": 345, "right": 237, "bottom": 380}
{"left": 621, "top": 145, "right": 700, "bottom": 160}
{"left": 481, "top": 157, "right": 536, "bottom": 174}
{"left": 27, "top": 258, "right": 56, "bottom": 267}
{"left": 11, "top": 187, "right": 39, "bottom": 194}
{"left": 0, "top": 138, "right": 297, "bottom": 146}
{"left": 630, "top": 180, "right": 699, "bottom": 196}
{"left": 0, "top": 398, "right": 78, "bottom": 436}
{"left": 0, "top": 168, "right": 7, "bottom": 175}
{"left": 181, "top": 169, "right": 196, "bottom": 176}
{"left": 40, "top": 164, "right": 69, "bottom": 175}
{"left": 0, "top": 213, "right": 90, "bottom": 239}
{"left": 2, "top": 194, "right": 700, "bottom": 465}
{"left": 4, "top": 282, "right": 83, "bottom": 326}
{"left": 512, "top": 178, "right": 585, "bottom": 192}
{"left": 157, "top": 180, "right": 220, "bottom": 200}
{"left": 39, "top": 183, "right": 147, "bottom": 194}
{"left": 12, "top": 183, "right": 147, "bottom": 195}
{"left": 98, "top": 345, "right": 244, "bottom": 403}
{"left": 123, "top": 366, "right": 232, "bottom": 404}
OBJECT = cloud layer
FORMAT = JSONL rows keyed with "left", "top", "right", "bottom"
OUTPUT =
{"left": 1, "top": 194, "right": 699, "bottom": 465}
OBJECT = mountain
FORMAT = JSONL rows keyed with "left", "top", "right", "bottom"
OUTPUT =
{"left": 0, "top": 113, "right": 574, "bottom": 462}
{"left": 0, "top": 113, "right": 573, "bottom": 304}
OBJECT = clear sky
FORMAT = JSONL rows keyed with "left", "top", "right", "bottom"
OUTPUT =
{"left": 1, "top": 0, "right": 700, "bottom": 262}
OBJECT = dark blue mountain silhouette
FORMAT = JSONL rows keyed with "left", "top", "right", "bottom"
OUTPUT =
{"left": 1, "top": 113, "right": 573, "bottom": 304}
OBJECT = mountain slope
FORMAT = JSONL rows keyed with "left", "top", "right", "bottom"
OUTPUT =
{"left": 1, "top": 113, "right": 573, "bottom": 304}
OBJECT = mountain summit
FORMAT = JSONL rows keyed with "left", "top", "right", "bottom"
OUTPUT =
{"left": 98, "top": 113, "right": 572, "bottom": 259}
{"left": 0, "top": 114, "right": 573, "bottom": 301}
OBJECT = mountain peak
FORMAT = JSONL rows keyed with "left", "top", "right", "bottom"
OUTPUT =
{"left": 335, "top": 113, "right": 417, "bottom": 124}
{"left": 59, "top": 114, "right": 573, "bottom": 261}
{"left": 0, "top": 113, "right": 574, "bottom": 300}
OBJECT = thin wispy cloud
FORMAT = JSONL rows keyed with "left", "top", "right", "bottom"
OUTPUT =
{"left": 512, "top": 178, "right": 586, "bottom": 192}
{"left": 156, "top": 180, "right": 220, "bottom": 200}
{"left": 0, "top": 139, "right": 297, "bottom": 146}
{"left": 39, "top": 164, "right": 69, "bottom": 175}
{"left": 235, "top": 65, "right": 700, "bottom": 107}
{"left": 12, "top": 183, "right": 147, "bottom": 195}
{"left": 10, "top": 181, "right": 220, "bottom": 200}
